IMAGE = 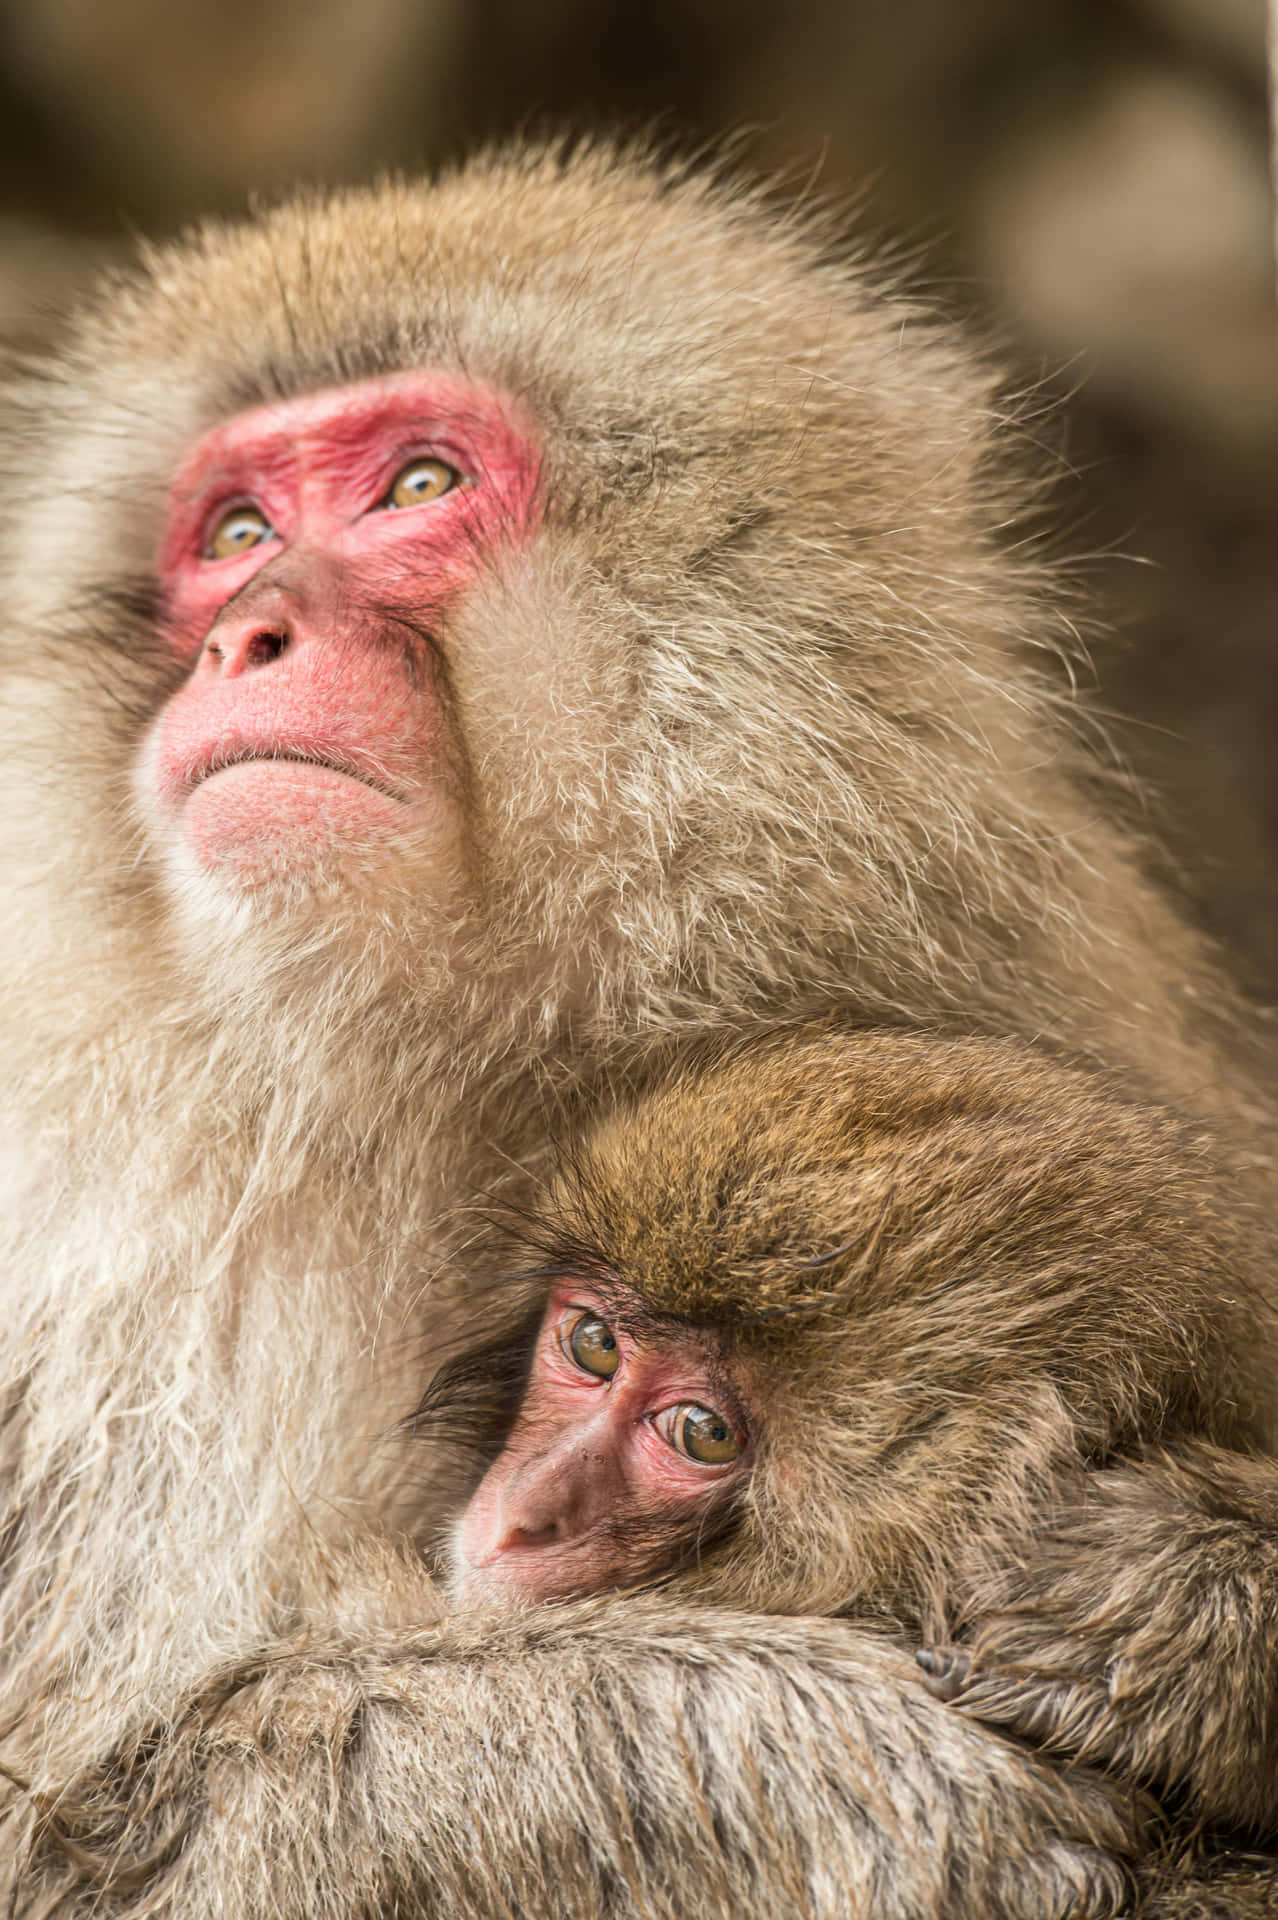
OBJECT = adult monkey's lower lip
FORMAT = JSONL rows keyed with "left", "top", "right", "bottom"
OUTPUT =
{"left": 195, "top": 751, "right": 408, "bottom": 805}
{"left": 178, "top": 756, "right": 417, "bottom": 874}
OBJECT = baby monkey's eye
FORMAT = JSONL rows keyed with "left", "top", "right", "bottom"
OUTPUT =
{"left": 206, "top": 503, "right": 274, "bottom": 560}
{"left": 564, "top": 1311, "right": 620, "bottom": 1379}
{"left": 383, "top": 456, "right": 460, "bottom": 510}
{"left": 662, "top": 1403, "right": 743, "bottom": 1466}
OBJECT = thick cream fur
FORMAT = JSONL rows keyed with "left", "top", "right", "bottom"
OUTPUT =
{"left": 0, "top": 142, "right": 1270, "bottom": 1915}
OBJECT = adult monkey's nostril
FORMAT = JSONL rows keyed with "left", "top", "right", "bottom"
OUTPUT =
{"left": 243, "top": 630, "right": 288, "bottom": 669}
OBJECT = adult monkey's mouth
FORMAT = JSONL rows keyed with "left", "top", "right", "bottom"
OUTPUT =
{"left": 191, "top": 746, "right": 409, "bottom": 806}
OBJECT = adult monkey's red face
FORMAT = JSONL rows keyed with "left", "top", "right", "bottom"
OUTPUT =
{"left": 140, "top": 371, "right": 540, "bottom": 888}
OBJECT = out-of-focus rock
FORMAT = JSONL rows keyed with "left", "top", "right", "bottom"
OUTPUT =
{"left": 0, "top": 217, "right": 100, "bottom": 347}
{"left": 975, "top": 73, "right": 1278, "bottom": 447}
{"left": 0, "top": 0, "right": 464, "bottom": 220}
{"left": 1131, "top": 0, "right": 1266, "bottom": 71}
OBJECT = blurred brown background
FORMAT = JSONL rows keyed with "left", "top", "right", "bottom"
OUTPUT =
{"left": 1, "top": 0, "right": 1274, "bottom": 1006}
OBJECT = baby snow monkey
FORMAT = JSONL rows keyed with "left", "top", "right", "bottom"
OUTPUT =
{"left": 434, "top": 1023, "right": 1278, "bottom": 1835}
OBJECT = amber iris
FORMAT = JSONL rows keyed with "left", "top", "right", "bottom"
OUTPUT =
{"left": 206, "top": 503, "right": 273, "bottom": 560}
{"left": 384, "top": 456, "right": 458, "bottom": 509}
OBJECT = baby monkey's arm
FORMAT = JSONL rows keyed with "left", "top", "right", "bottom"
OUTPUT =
{"left": 921, "top": 1442, "right": 1278, "bottom": 1832}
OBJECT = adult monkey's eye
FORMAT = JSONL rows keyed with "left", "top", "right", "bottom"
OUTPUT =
{"left": 666, "top": 1404, "right": 743, "bottom": 1466}
{"left": 565, "top": 1311, "right": 620, "bottom": 1379}
{"left": 206, "top": 503, "right": 274, "bottom": 560}
{"left": 383, "top": 456, "right": 459, "bottom": 510}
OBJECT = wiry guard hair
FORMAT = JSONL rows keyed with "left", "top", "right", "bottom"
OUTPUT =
{"left": 0, "top": 142, "right": 1273, "bottom": 1917}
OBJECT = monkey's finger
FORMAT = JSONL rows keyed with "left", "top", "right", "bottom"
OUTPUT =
{"left": 993, "top": 1840, "right": 1131, "bottom": 1920}
{"left": 915, "top": 1644, "right": 972, "bottom": 1701}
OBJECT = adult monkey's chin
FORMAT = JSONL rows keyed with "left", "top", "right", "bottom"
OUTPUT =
{"left": 179, "top": 760, "right": 416, "bottom": 884}
{"left": 136, "top": 764, "right": 469, "bottom": 995}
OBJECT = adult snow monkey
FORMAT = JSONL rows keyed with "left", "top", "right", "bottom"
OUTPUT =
{"left": 1, "top": 142, "right": 1272, "bottom": 1917}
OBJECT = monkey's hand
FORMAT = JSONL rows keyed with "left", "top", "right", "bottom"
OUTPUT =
{"left": 17, "top": 1600, "right": 1143, "bottom": 1920}
{"left": 920, "top": 1443, "right": 1278, "bottom": 1833}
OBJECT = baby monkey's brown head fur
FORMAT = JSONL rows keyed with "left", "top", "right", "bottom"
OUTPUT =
{"left": 444, "top": 1024, "right": 1274, "bottom": 1620}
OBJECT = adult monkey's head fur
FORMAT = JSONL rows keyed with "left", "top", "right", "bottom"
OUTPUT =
{"left": 1, "top": 140, "right": 1249, "bottom": 1125}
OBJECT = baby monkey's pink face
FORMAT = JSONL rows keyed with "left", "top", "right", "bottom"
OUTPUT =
{"left": 450, "top": 1285, "right": 752, "bottom": 1605}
